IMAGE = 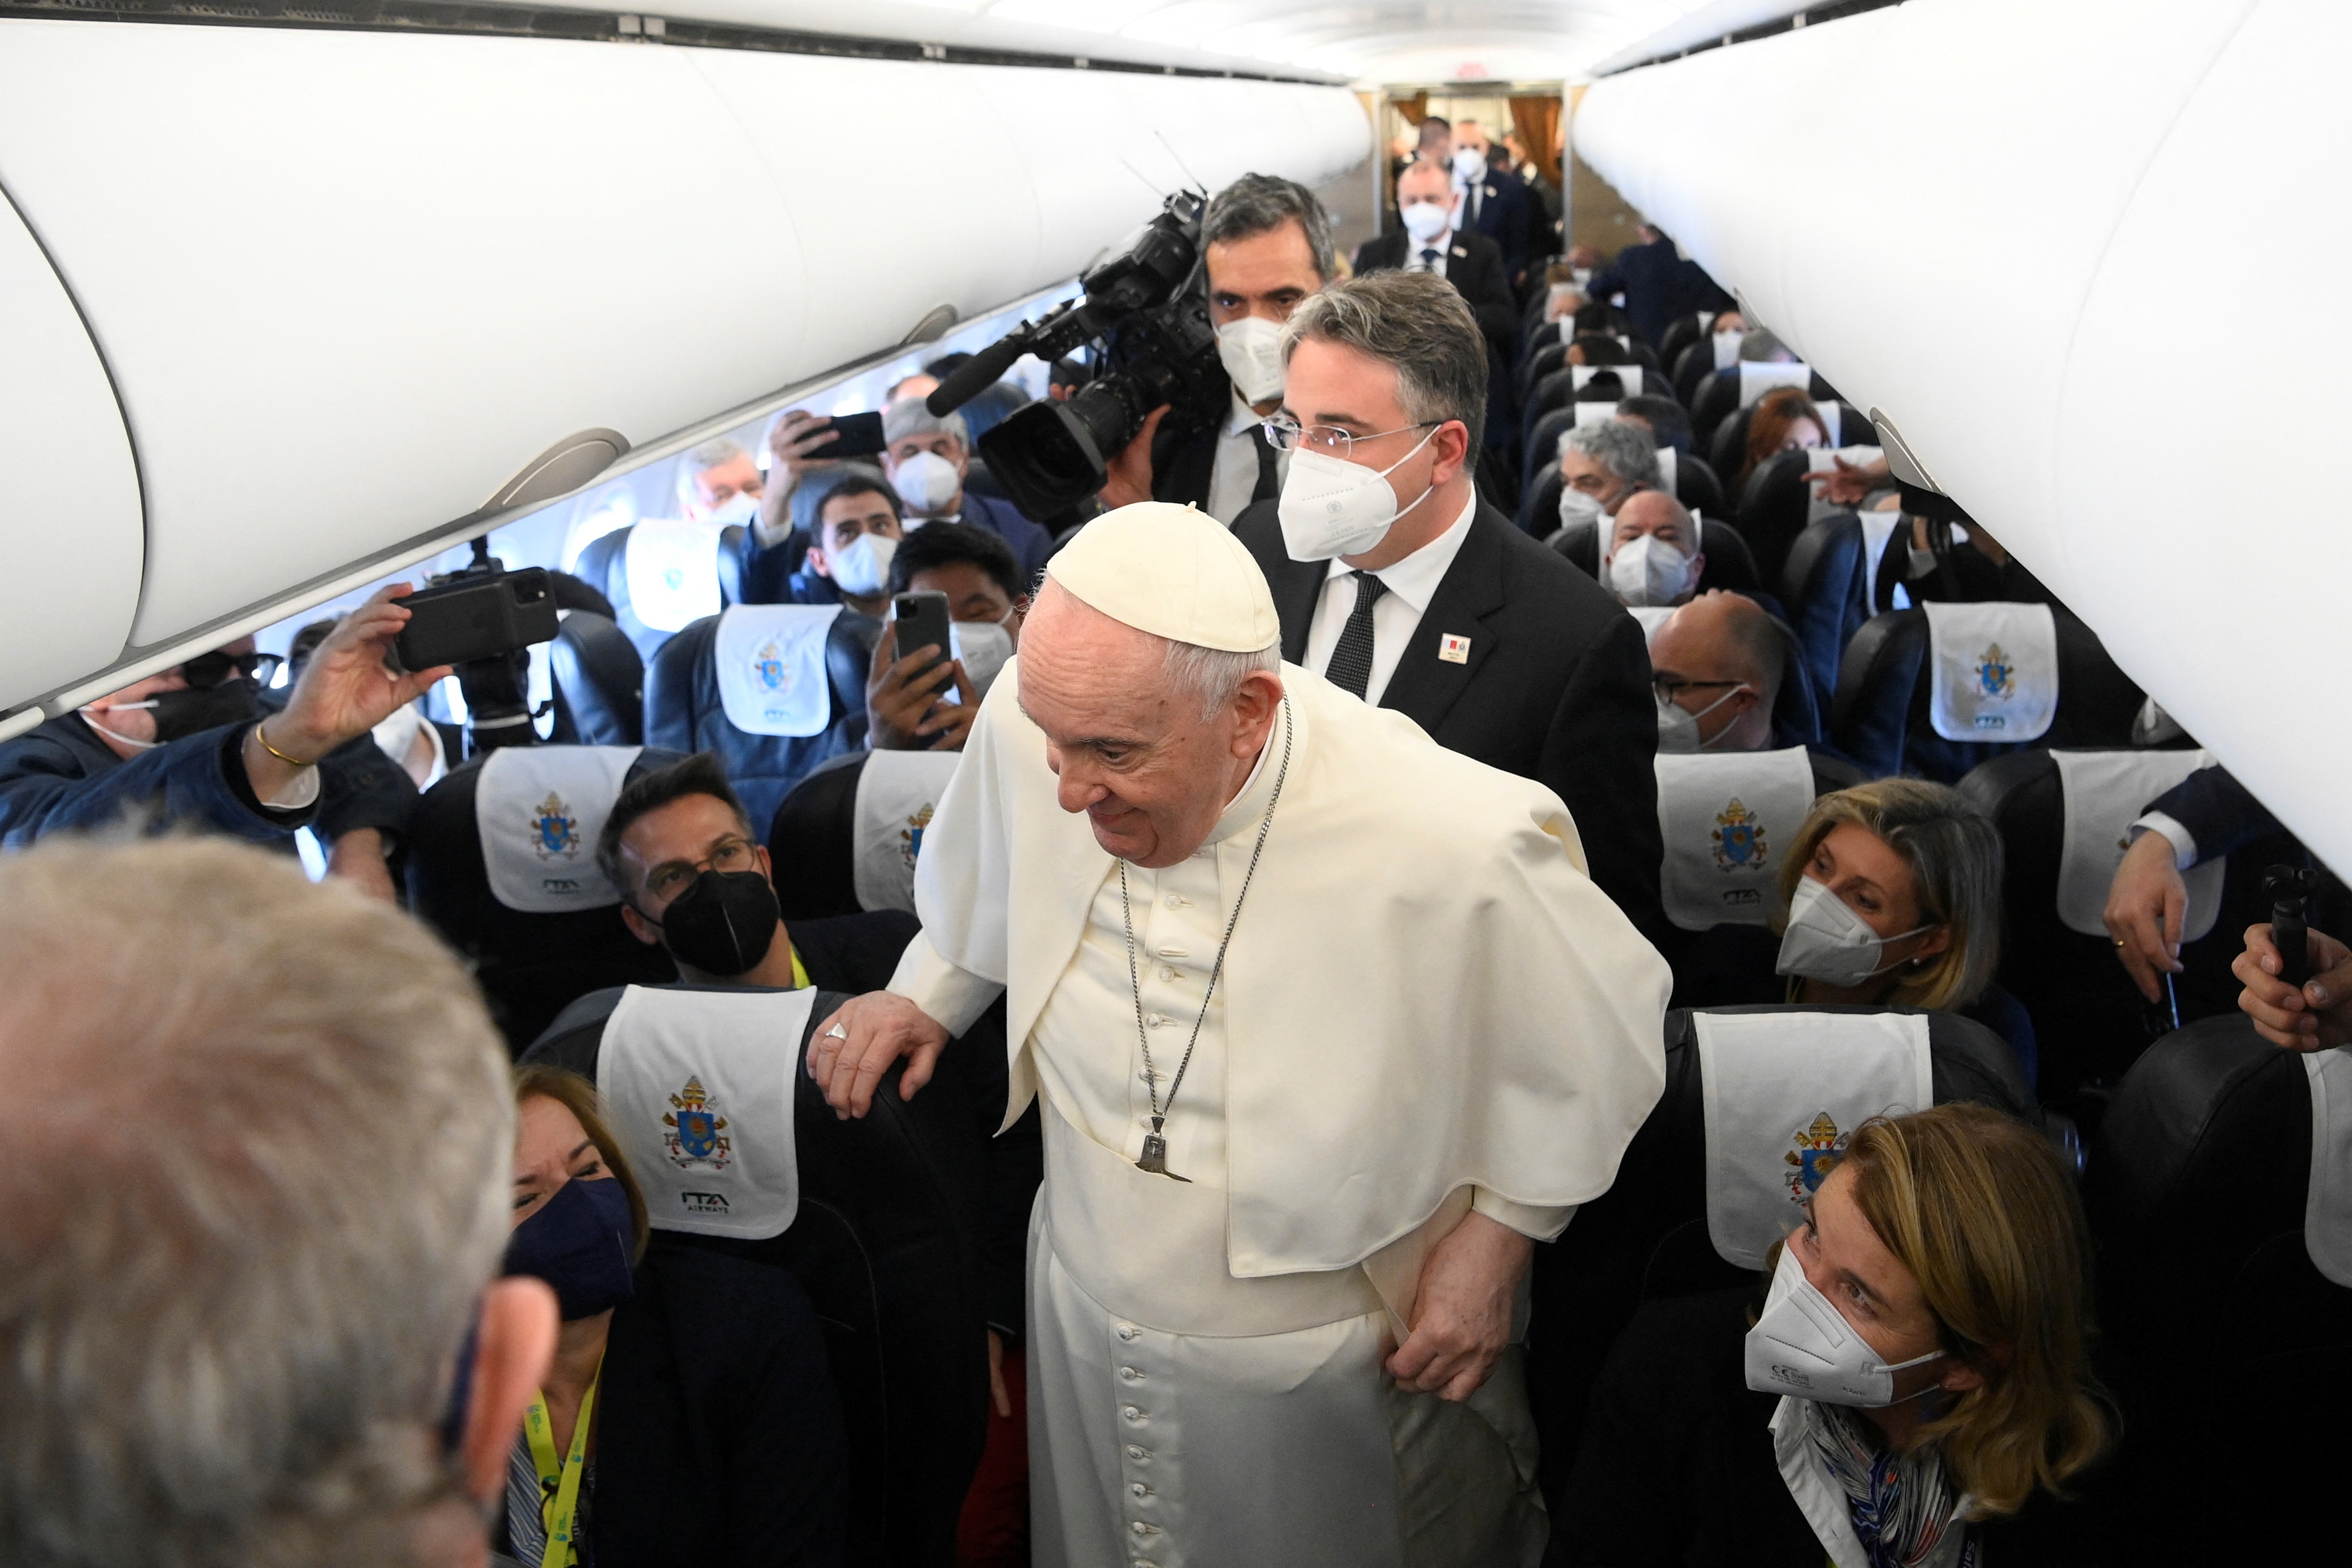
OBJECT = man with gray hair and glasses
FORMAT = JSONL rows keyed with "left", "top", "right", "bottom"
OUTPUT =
{"left": 0, "top": 836, "right": 559, "bottom": 1568}
{"left": 1231, "top": 269, "right": 1668, "bottom": 936}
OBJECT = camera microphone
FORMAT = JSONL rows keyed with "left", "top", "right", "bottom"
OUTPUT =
{"left": 927, "top": 336, "right": 1033, "bottom": 418}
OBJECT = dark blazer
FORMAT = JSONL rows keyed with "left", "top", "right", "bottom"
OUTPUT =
{"left": 1460, "top": 163, "right": 1539, "bottom": 281}
{"left": 1354, "top": 228, "right": 1520, "bottom": 351}
{"left": 1585, "top": 237, "right": 1737, "bottom": 351}
{"left": 588, "top": 1237, "right": 850, "bottom": 1567}
{"left": 1234, "top": 497, "right": 1666, "bottom": 936}
{"left": 2144, "top": 763, "right": 2281, "bottom": 863}
{"left": 957, "top": 491, "right": 1054, "bottom": 586}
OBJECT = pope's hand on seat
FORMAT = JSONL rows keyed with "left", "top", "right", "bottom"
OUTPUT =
{"left": 1383, "top": 1209, "right": 1530, "bottom": 1401}
{"left": 812, "top": 990, "right": 950, "bottom": 1118}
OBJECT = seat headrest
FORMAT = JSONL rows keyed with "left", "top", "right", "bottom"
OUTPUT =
{"left": 1695, "top": 1010, "right": 1934, "bottom": 1267}
{"left": 2303, "top": 1050, "right": 2352, "bottom": 1287}
{"left": 1657, "top": 445, "right": 1679, "bottom": 497}
{"left": 852, "top": 749, "right": 963, "bottom": 915}
{"left": 598, "top": 984, "right": 812, "bottom": 1239}
{"left": 1924, "top": 601, "right": 2058, "bottom": 742}
{"left": 1737, "top": 361, "right": 1812, "bottom": 407}
{"left": 550, "top": 611, "right": 645, "bottom": 747}
{"left": 1571, "top": 400, "right": 1620, "bottom": 428}
{"left": 1571, "top": 364, "right": 1644, "bottom": 396}
{"left": 714, "top": 604, "right": 846, "bottom": 737}
{"left": 624, "top": 519, "right": 726, "bottom": 633}
{"left": 473, "top": 744, "right": 644, "bottom": 912}
{"left": 1628, "top": 603, "right": 1674, "bottom": 637}
{"left": 1653, "top": 747, "right": 1816, "bottom": 932}
{"left": 1806, "top": 444, "right": 1886, "bottom": 479}
{"left": 2049, "top": 749, "right": 2225, "bottom": 940}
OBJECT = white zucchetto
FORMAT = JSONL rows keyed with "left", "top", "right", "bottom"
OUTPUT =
{"left": 1044, "top": 502, "right": 1281, "bottom": 654}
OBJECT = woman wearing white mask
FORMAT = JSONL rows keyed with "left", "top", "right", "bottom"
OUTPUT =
{"left": 1555, "top": 1101, "right": 2110, "bottom": 1566}
{"left": 1772, "top": 780, "right": 2037, "bottom": 1083}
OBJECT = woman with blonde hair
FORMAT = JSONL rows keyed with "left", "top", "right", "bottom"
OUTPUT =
{"left": 1555, "top": 1101, "right": 2110, "bottom": 1565}
{"left": 1771, "top": 777, "right": 2037, "bottom": 1084}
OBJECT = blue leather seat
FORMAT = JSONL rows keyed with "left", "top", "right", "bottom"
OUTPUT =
{"left": 547, "top": 610, "right": 644, "bottom": 747}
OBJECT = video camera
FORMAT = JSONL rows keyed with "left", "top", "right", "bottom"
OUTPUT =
{"left": 925, "top": 191, "right": 1229, "bottom": 520}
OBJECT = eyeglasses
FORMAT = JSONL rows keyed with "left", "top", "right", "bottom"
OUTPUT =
{"left": 1259, "top": 416, "right": 1440, "bottom": 459}
{"left": 643, "top": 836, "right": 759, "bottom": 902}
{"left": 1651, "top": 675, "right": 1747, "bottom": 702}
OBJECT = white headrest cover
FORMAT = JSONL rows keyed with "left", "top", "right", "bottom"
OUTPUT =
{"left": 1654, "top": 748, "right": 1818, "bottom": 932}
{"left": 1571, "top": 400, "right": 1620, "bottom": 428}
{"left": 1628, "top": 604, "right": 1676, "bottom": 638}
{"left": 1806, "top": 444, "right": 1886, "bottom": 475}
{"left": 1656, "top": 445, "right": 1679, "bottom": 497}
{"left": 1737, "top": 362, "right": 1812, "bottom": 408}
{"left": 1924, "top": 601, "right": 2059, "bottom": 742}
{"left": 1858, "top": 510, "right": 1904, "bottom": 606}
{"left": 2050, "top": 749, "right": 2224, "bottom": 940}
{"left": 1814, "top": 402, "right": 1842, "bottom": 447}
{"left": 715, "top": 604, "right": 844, "bottom": 737}
{"left": 1571, "top": 364, "right": 1643, "bottom": 396}
{"left": 474, "top": 744, "right": 643, "bottom": 912}
{"left": 1697, "top": 1010, "right": 1934, "bottom": 1268}
{"left": 623, "top": 519, "right": 724, "bottom": 633}
{"left": 1712, "top": 329, "right": 1747, "bottom": 370}
{"left": 599, "top": 984, "right": 813, "bottom": 1239}
{"left": 852, "top": 749, "right": 962, "bottom": 915}
{"left": 2305, "top": 1051, "right": 2352, "bottom": 1288}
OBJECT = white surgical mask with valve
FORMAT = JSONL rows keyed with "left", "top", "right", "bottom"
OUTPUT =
{"left": 826, "top": 531, "right": 897, "bottom": 598}
{"left": 1655, "top": 686, "right": 1749, "bottom": 754}
{"left": 1215, "top": 315, "right": 1288, "bottom": 405}
{"left": 1400, "top": 200, "right": 1452, "bottom": 243}
{"left": 891, "top": 450, "right": 962, "bottom": 514}
{"left": 1745, "top": 1243, "right": 1946, "bottom": 1407}
{"left": 1607, "top": 532, "right": 1698, "bottom": 607}
{"left": 1774, "top": 876, "right": 1935, "bottom": 989}
{"left": 1277, "top": 426, "right": 1442, "bottom": 561}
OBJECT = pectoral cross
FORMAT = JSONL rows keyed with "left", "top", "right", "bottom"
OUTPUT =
{"left": 1137, "top": 1119, "right": 1192, "bottom": 1182}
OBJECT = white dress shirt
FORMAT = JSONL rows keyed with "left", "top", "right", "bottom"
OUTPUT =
{"left": 1206, "top": 388, "right": 1280, "bottom": 526}
{"left": 1300, "top": 489, "right": 1478, "bottom": 708}
{"left": 1406, "top": 226, "right": 1454, "bottom": 279}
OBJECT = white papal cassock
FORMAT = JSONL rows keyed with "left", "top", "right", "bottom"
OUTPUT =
{"left": 888, "top": 536, "right": 1669, "bottom": 1567}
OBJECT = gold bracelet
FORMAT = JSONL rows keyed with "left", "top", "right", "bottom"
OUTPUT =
{"left": 252, "top": 722, "right": 320, "bottom": 769}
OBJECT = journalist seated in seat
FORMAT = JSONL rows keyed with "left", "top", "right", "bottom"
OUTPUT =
{"left": 1600, "top": 491, "right": 1710, "bottom": 610}
{"left": 787, "top": 473, "right": 904, "bottom": 620}
{"left": 1555, "top": 1102, "right": 2109, "bottom": 1567}
{"left": 1555, "top": 417, "right": 1660, "bottom": 534}
{"left": 865, "top": 519, "right": 1031, "bottom": 753}
{"left": 1731, "top": 385, "right": 1828, "bottom": 495}
{"left": 1776, "top": 779, "right": 2039, "bottom": 1083}
{"left": 1648, "top": 590, "right": 1782, "bottom": 752}
{"left": 605, "top": 753, "right": 916, "bottom": 994}
{"left": 1616, "top": 393, "right": 1695, "bottom": 457}
{"left": 501, "top": 1063, "right": 848, "bottom": 1567}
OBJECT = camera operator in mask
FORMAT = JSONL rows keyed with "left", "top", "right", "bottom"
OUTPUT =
{"left": 0, "top": 585, "right": 450, "bottom": 896}
{"left": 881, "top": 398, "right": 1053, "bottom": 584}
{"left": 1097, "top": 173, "right": 1338, "bottom": 524}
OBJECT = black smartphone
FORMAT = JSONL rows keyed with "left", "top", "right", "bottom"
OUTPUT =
{"left": 811, "top": 411, "right": 887, "bottom": 460}
{"left": 892, "top": 589, "right": 954, "bottom": 676}
{"left": 392, "top": 568, "right": 559, "bottom": 671}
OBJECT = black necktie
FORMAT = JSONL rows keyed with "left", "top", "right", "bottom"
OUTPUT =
{"left": 1325, "top": 571, "right": 1388, "bottom": 700}
{"left": 1417, "top": 246, "right": 1442, "bottom": 273}
{"left": 1247, "top": 420, "right": 1281, "bottom": 503}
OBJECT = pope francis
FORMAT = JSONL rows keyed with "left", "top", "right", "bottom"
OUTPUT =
{"left": 814, "top": 501, "right": 1670, "bottom": 1567}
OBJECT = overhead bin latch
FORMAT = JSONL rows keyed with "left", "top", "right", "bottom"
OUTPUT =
{"left": 900, "top": 303, "right": 959, "bottom": 347}
{"left": 481, "top": 428, "right": 631, "bottom": 514}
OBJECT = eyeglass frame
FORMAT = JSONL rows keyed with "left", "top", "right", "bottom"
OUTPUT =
{"left": 637, "top": 832, "right": 763, "bottom": 906}
{"left": 1259, "top": 415, "right": 1446, "bottom": 460}
{"left": 1650, "top": 674, "right": 1750, "bottom": 702}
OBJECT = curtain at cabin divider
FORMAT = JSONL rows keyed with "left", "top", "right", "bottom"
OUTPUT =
{"left": 1510, "top": 94, "right": 1563, "bottom": 190}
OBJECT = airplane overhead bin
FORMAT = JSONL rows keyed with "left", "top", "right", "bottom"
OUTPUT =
{"left": 1575, "top": 0, "right": 2352, "bottom": 875}
{"left": 0, "top": 18, "right": 1368, "bottom": 725}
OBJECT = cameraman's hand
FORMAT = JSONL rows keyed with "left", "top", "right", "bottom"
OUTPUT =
{"left": 866, "top": 622, "right": 978, "bottom": 751}
{"left": 1098, "top": 404, "right": 1170, "bottom": 512}
{"left": 2235, "top": 923, "right": 2352, "bottom": 1051}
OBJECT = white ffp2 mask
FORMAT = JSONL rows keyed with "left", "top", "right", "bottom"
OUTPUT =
{"left": 826, "top": 531, "right": 897, "bottom": 597}
{"left": 704, "top": 491, "right": 759, "bottom": 528}
{"left": 891, "top": 451, "right": 962, "bottom": 514}
{"left": 1557, "top": 485, "right": 1607, "bottom": 532}
{"left": 948, "top": 617, "right": 1015, "bottom": 700}
{"left": 1400, "top": 200, "right": 1452, "bottom": 243}
{"left": 1745, "top": 1243, "right": 1945, "bottom": 1407}
{"left": 1215, "top": 315, "right": 1288, "bottom": 405}
{"left": 1276, "top": 427, "right": 1441, "bottom": 561}
{"left": 1607, "top": 532, "right": 1698, "bottom": 607}
{"left": 1774, "top": 876, "right": 1934, "bottom": 989}
{"left": 1655, "top": 686, "right": 1748, "bottom": 754}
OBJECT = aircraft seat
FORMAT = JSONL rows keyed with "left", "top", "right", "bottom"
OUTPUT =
{"left": 1530, "top": 1004, "right": 2035, "bottom": 1531}
{"left": 573, "top": 521, "right": 750, "bottom": 663}
{"left": 1830, "top": 606, "right": 2143, "bottom": 783}
{"left": 546, "top": 609, "right": 645, "bottom": 747}
{"left": 767, "top": 747, "right": 963, "bottom": 922}
{"left": 1687, "top": 364, "right": 1844, "bottom": 452}
{"left": 404, "top": 744, "right": 684, "bottom": 1050}
{"left": 1517, "top": 339, "right": 1569, "bottom": 399}
{"left": 1956, "top": 747, "right": 2300, "bottom": 1111}
{"left": 1778, "top": 510, "right": 1911, "bottom": 708}
{"left": 2084, "top": 1014, "right": 2352, "bottom": 1561}
{"left": 1548, "top": 515, "right": 1764, "bottom": 600}
{"left": 1733, "top": 445, "right": 1869, "bottom": 591}
{"left": 643, "top": 606, "right": 879, "bottom": 836}
{"left": 1655, "top": 311, "right": 1709, "bottom": 375}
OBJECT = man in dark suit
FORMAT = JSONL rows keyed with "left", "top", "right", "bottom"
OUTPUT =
{"left": 1356, "top": 157, "right": 1518, "bottom": 351}
{"left": 1448, "top": 119, "right": 1543, "bottom": 285}
{"left": 1585, "top": 222, "right": 1737, "bottom": 350}
{"left": 1231, "top": 269, "right": 1664, "bottom": 935}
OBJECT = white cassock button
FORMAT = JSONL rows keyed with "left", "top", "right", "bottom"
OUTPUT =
{"left": 1127, "top": 1444, "right": 1149, "bottom": 1460}
{"left": 1118, "top": 1325, "right": 1139, "bottom": 1341}
{"left": 1164, "top": 894, "right": 1187, "bottom": 909}
{"left": 1123, "top": 1406, "right": 1142, "bottom": 1421}
{"left": 1157, "top": 965, "right": 1178, "bottom": 982}
{"left": 1146, "top": 1014, "right": 1166, "bottom": 1028}
{"left": 1119, "top": 1366, "right": 1142, "bottom": 1381}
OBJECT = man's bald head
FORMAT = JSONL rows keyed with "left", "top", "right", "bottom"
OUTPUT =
{"left": 1610, "top": 489, "right": 1699, "bottom": 558}
{"left": 1648, "top": 589, "right": 1784, "bottom": 751}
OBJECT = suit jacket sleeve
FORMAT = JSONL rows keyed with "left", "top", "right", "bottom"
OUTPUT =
{"left": 0, "top": 720, "right": 309, "bottom": 848}
{"left": 2144, "top": 763, "right": 2284, "bottom": 864}
{"left": 1539, "top": 609, "right": 1666, "bottom": 939}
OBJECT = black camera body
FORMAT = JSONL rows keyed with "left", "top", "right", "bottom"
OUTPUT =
{"left": 927, "top": 192, "right": 1229, "bottom": 521}
{"left": 398, "top": 542, "right": 558, "bottom": 755}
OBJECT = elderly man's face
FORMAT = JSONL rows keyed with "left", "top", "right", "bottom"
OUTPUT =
{"left": 693, "top": 455, "right": 761, "bottom": 515}
{"left": 1560, "top": 448, "right": 1638, "bottom": 512}
{"left": 1016, "top": 584, "right": 1281, "bottom": 869}
{"left": 886, "top": 430, "right": 966, "bottom": 473}
{"left": 1611, "top": 494, "right": 1699, "bottom": 558}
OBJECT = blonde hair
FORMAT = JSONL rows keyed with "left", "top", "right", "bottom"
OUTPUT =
{"left": 514, "top": 1063, "right": 651, "bottom": 1263}
{"left": 1776, "top": 778, "right": 2003, "bottom": 1011}
{"left": 1841, "top": 1103, "right": 2110, "bottom": 1514}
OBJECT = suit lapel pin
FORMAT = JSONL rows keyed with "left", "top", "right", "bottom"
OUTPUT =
{"left": 1439, "top": 633, "right": 1472, "bottom": 665}
{"left": 1451, "top": 246, "right": 1468, "bottom": 259}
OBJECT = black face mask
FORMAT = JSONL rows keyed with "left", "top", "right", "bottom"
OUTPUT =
{"left": 650, "top": 869, "right": 780, "bottom": 977}
{"left": 147, "top": 677, "right": 266, "bottom": 742}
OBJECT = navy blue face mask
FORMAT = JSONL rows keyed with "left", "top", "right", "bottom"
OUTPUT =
{"left": 504, "top": 1174, "right": 637, "bottom": 1321}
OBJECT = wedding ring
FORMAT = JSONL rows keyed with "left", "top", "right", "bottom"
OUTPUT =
{"left": 824, "top": 1023, "right": 848, "bottom": 1040}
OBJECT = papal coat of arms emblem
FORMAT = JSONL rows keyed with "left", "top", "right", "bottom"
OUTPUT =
{"left": 1712, "top": 797, "right": 1768, "bottom": 872}
{"left": 1784, "top": 1111, "right": 1847, "bottom": 1204}
{"left": 662, "top": 1076, "right": 732, "bottom": 1171}
{"left": 1974, "top": 643, "right": 2015, "bottom": 700}
{"left": 755, "top": 638, "right": 789, "bottom": 694}
{"left": 663, "top": 566, "right": 686, "bottom": 592}
{"left": 530, "top": 793, "right": 580, "bottom": 860}
{"left": 900, "top": 803, "right": 935, "bottom": 871}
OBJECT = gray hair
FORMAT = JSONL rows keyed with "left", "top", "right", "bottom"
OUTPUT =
{"left": 1203, "top": 173, "right": 1338, "bottom": 283}
{"left": 1282, "top": 271, "right": 1488, "bottom": 451}
{"left": 676, "top": 436, "right": 751, "bottom": 510}
{"left": 883, "top": 396, "right": 971, "bottom": 451}
{"left": 1164, "top": 638, "right": 1283, "bottom": 721}
{"left": 1561, "top": 418, "right": 1662, "bottom": 489}
{"left": 1737, "top": 327, "right": 1798, "bottom": 364}
{"left": 0, "top": 837, "right": 514, "bottom": 1568}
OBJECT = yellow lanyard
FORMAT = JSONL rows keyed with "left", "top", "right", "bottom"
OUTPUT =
{"left": 789, "top": 944, "right": 810, "bottom": 990}
{"left": 522, "top": 1361, "right": 601, "bottom": 1568}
